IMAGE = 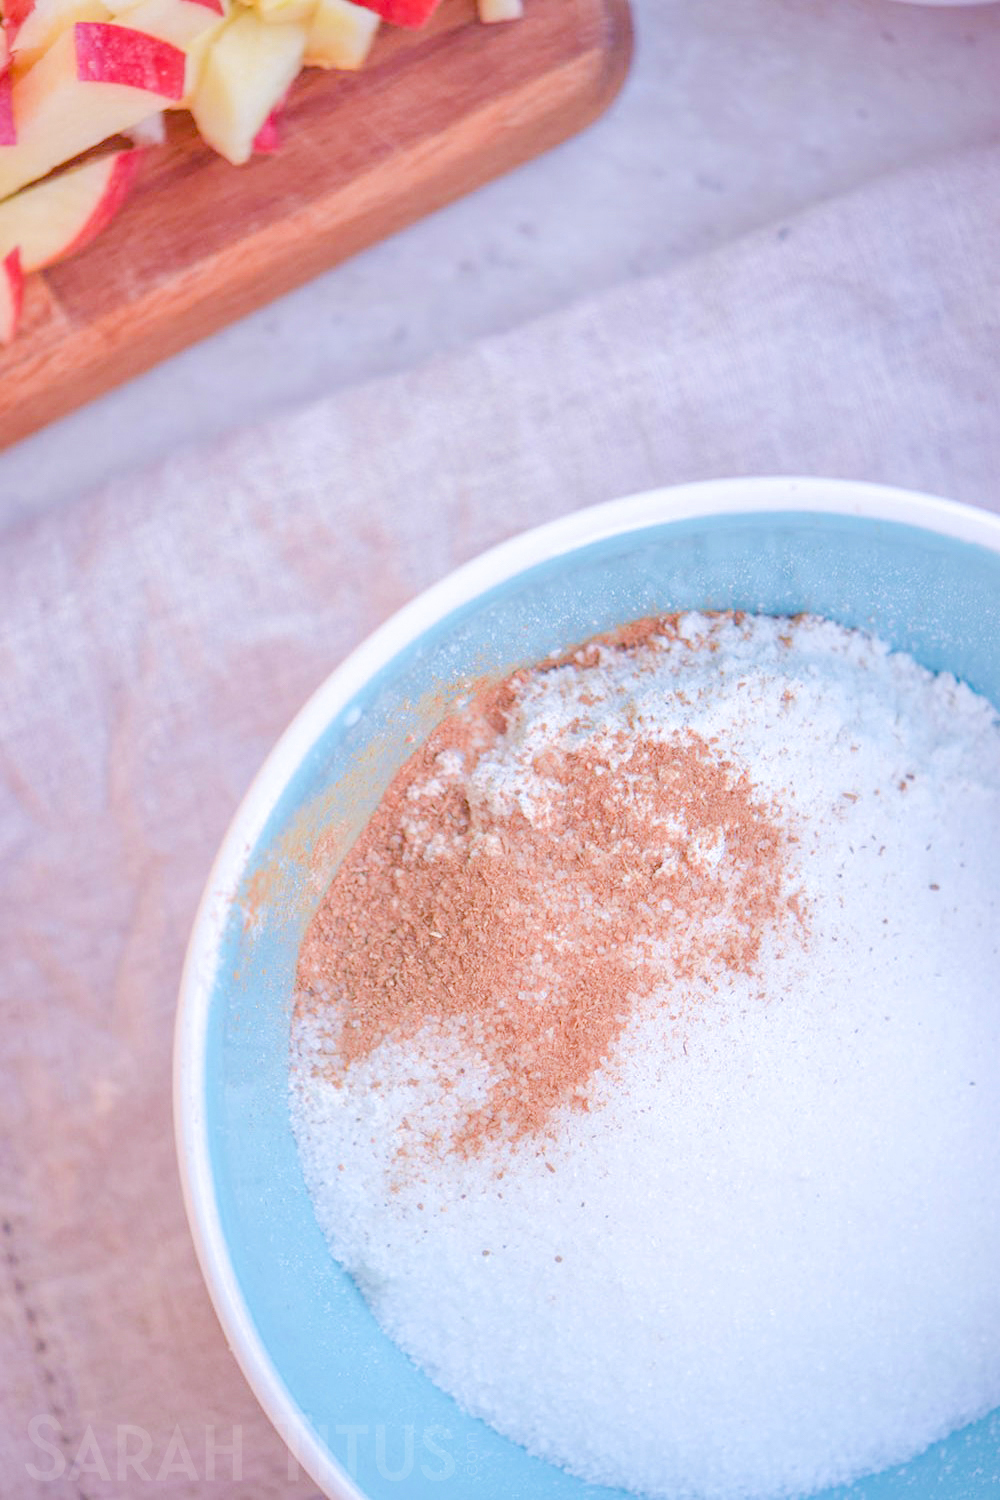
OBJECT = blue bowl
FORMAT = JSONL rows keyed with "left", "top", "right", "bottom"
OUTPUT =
{"left": 175, "top": 478, "right": 1000, "bottom": 1500}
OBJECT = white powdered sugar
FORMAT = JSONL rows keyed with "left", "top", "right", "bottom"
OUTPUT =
{"left": 290, "top": 612, "right": 1000, "bottom": 1500}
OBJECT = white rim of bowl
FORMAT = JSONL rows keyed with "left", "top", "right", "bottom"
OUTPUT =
{"left": 174, "top": 474, "right": 1000, "bottom": 1500}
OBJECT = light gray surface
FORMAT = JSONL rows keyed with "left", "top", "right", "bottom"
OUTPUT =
{"left": 4, "top": 35, "right": 1000, "bottom": 1493}
{"left": 2, "top": 0, "right": 999, "bottom": 526}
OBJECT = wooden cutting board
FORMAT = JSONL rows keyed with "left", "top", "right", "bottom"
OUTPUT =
{"left": 0, "top": 0, "right": 631, "bottom": 449}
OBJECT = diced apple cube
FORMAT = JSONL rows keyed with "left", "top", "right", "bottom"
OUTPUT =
{"left": 304, "top": 0, "right": 376, "bottom": 69}
{"left": 189, "top": 9, "right": 304, "bottom": 165}
{"left": 107, "top": 0, "right": 222, "bottom": 46}
{"left": 177, "top": 8, "right": 223, "bottom": 101}
{"left": 0, "top": 245, "right": 22, "bottom": 342}
{"left": 0, "top": 23, "right": 184, "bottom": 201}
{"left": 108, "top": 0, "right": 225, "bottom": 96}
{"left": 12, "top": 0, "right": 111, "bottom": 73}
{"left": 354, "top": 0, "right": 438, "bottom": 28}
{"left": 0, "top": 146, "right": 142, "bottom": 269}
{"left": 255, "top": 0, "right": 315, "bottom": 25}
{"left": 74, "top": 17, "right": 184, "bottom": 88}
{"left": 108, "top": 0, "right": 219, "bottom": 12}
{"left": 3, "top": 0, "right": 36, "bottom": 45}
{"left": 477, "top": 0, "right": 521, "bottom": 19}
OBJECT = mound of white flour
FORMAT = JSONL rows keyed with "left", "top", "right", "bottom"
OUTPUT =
{"left": 291, "top": 613, "right": 1000, "bottom": 1500}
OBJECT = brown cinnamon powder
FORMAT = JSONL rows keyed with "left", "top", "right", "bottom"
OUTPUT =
{"left": 295, "top": 622, "right": 798, "bottom": 1159}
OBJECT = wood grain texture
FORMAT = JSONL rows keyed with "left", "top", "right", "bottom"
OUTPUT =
{"left": 0, "top": 0, "right": 631, "bottom": 449}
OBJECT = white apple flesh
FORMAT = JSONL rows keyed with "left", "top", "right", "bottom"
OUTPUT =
{"left": 304, "top": 0, "right": 377, "bottom": 69}
{"left": 0, "top": 146, "right": 142, "bottom": 270}
{"left": 477, "top": 0, "right": 521, "bottom": 19}
{"left": 189, "top": 9, "right": 305, "bottom": 165}
{"left": 255, "top": 0, "right": 316, "bottom": 25}
{"left": 0, "top": 22, "right": 184, "bottom": 200}
{"left": 105, "top": 0, "right": 222, "bottom": 46}
{"left": 124, "top": 106, "right": 166, "bottom": 142}
{"left": 12, "top": 0, "right": 111, "bottom": 75}
{"left": 103, "top": 0, "right": 225, "bottom": 102}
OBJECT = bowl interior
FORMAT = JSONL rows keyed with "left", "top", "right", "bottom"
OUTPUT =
{"left": 190, "top": 502, "right": 1000, "bottom": 1500}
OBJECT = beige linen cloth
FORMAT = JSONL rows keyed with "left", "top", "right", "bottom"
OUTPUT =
{"left": 3, "top": 143, "right": 1000, "bottom": 1499}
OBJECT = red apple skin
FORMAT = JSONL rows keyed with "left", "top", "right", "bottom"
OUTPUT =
{"left": 251, "top": 83, "right": 290, "bottom": 155}
{"left": 3, "top": 0, "right": 35, "bottom": 45}
{"left": 0, "top": 246, "right": 23, "bottom": 344}
{"left": 59, "top": 147, "right": 145, "bottom": 263}
{"left": 355, "top": 0, "right": 440, "bottom": 27}
{"left": 252, "top": 108, "right": 281, "bottom": 153}
{"left": 0, "top": 71, "right": 15, "bottom": 146}
{"left": 187, "top": 0, "right": 225, "bottom": 13}
{"left": 74, "top": 21, "right": 186, "bottom": 99}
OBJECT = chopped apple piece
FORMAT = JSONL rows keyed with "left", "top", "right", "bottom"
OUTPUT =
{"left": 12, "top": 0, "right": 110, "bottom": 74}
{"left": 75, "top": 17, "right": 184, "bottom": 87}
{"left": 0, "top": 22, "right": 183, "bottom": 200}
{"left": 0, "top": 26, "right": 10, "bottom": 69}
{"left": 354, "top": 0, "right": 438, "bottom": 25}
{"left": 177, "top": 6, "right": 225, "bottom": 102}
{"left": 3, "top": 0, "right": 36, "bottom": 45}
{"left": 107, "top": 0, "right": 222, "bottom": 43}
{"left": 189, "top": 10, "right": 304, "bottom": 165}
{"left": 477, "top": 0, "right": 521, "bottom": 19}
{"left": 124, "top": 106, "right": 164, "bottom": 142}
{"left": 0, "top": 69, "right": 14, "bottom": 142}
{"left": 107, "top": 0, "right": 219, "bottom": 12}
{"left": 0, "top": 246, "right": 22, "bottom": 342}
{"left": 104, "top": 0, "right": 223, "bottom": 99}
{"left": 0, "top": 147, "right": 141, "bottom": 270}
{"left": 255, "top": 0, "right": 314, "bottom": 23}
{"left": 304, "top": 0, "right": 376, "bottom": 69}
